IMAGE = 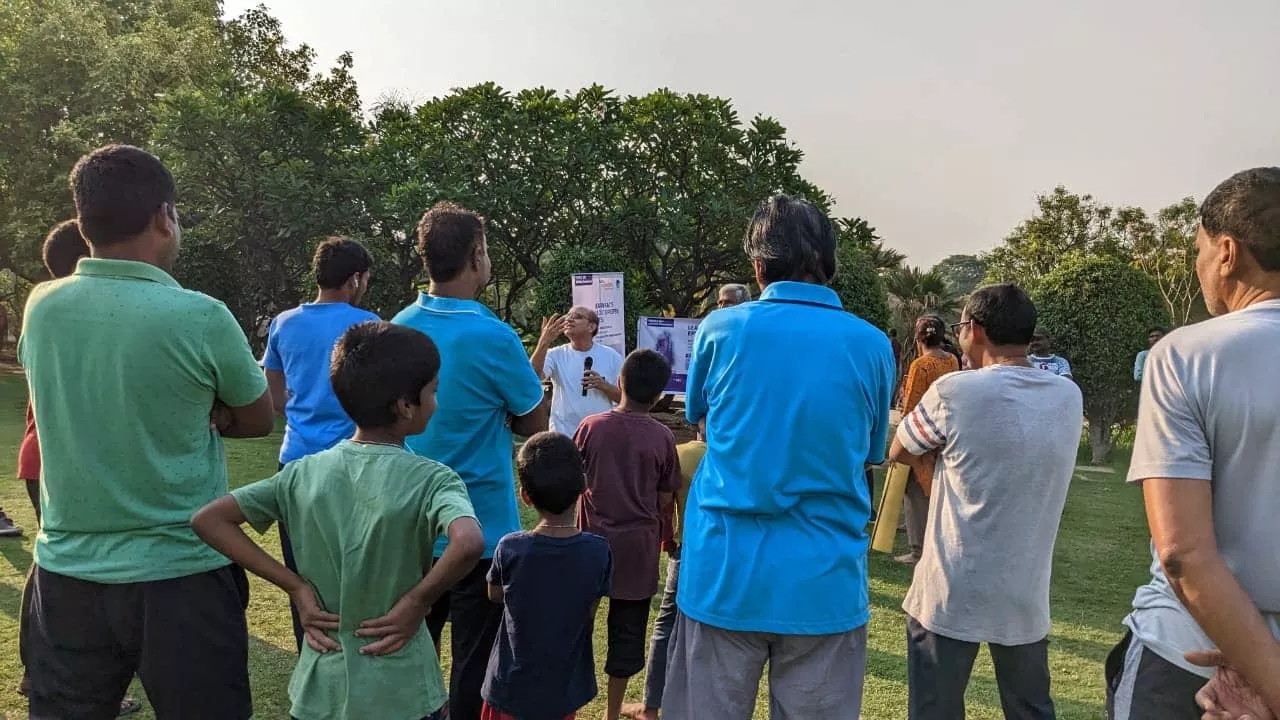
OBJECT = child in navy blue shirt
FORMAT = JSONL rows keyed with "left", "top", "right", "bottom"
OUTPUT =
{"left": 482, "top": 432, "right": 613, "bottom": 720}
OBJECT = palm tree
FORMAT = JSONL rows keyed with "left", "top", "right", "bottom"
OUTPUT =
{"left": 884, "top": 266, "right": 963, "bottom": 333}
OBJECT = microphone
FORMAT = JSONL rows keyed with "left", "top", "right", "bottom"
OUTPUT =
{"left": 582, "top": 356, "right": 594, "bottom": 396}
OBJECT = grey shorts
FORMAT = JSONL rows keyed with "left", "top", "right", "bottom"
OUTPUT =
{"left": 661, "top": 611, "right": 867, "bottom": 720}
{"left": 1105, "top": 631, "right": 1203, "bottom": 720}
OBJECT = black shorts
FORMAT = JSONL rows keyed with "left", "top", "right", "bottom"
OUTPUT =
{"left": 26, "top": 564, "right": 252, "bottom": 720}
{"left": 1105, "top": 630, "right": 1203, "bottom": 720}
{"left": 606, "top": 597, "right": 652, "bottom": 678}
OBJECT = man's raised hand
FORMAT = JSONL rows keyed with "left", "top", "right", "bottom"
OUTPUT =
{"left": 537, "top": 314, "right": 566, "bottom": 348}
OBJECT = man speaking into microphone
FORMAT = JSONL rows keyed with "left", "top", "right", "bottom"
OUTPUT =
{"left": 532, "top": 305, "right": 624, "bottom": 436}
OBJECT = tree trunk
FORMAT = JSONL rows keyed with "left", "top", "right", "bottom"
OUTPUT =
{"left": 1088, "top": 421, "right": 1112, "bottom": 464}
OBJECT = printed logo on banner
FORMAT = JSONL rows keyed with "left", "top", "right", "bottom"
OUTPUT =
{"left": 573, "top": 274, "right": 594, "bottom": 286}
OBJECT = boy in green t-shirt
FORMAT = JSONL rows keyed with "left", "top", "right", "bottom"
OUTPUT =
{"left": 193, "top": 321, "right": 485, "bottom": 720}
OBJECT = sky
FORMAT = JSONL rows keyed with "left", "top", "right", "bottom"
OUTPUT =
{"left": 224, "top": 0, "right": 1280, "bottom": 267}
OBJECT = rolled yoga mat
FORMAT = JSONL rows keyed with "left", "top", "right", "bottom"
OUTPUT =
{"left": 871, "top": 462, "right": 911, "bottom": 554}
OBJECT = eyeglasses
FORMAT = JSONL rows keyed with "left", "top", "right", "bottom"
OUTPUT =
{"left": 949, "top": 321, "right": 972, "bottom": 334}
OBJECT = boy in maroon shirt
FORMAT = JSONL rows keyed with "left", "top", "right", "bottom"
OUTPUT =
{"left": 573, "top": 349, "right": 678, "bottom": 720}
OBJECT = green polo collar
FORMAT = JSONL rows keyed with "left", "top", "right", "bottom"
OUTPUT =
{"left": 75, "top": 258, "right": 181, "bottom": 288}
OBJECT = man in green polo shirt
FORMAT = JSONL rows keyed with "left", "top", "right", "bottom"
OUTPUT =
{"left": 18, "top": 144, "right": 274, "bottom": 719}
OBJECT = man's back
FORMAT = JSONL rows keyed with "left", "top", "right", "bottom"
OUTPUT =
{"left": 903, "top": 365, "right": 1082, "bottom": 645}
{"left": 19, "top": 259, "right": 266, "bottom": 583}
{"left": 1125, "top": 299, "right": 1280, "bottom": 671}
{"left": 680, "top": 281, "right": 895, "bottom": 634}
{"left": 392, "top": 293, "right": 544, "bottom": 557}
{"left": 264, "top": 302, "right": 378, "bottom": 463}
{"left": 232, "top": 441, "right": 476, "bottom": 718}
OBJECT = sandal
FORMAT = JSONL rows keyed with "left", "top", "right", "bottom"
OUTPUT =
{"left": 118, "top": 698, "right": 142, "bottom": 717}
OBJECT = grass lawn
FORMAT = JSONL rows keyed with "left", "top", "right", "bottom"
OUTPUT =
{"left": 0, "top": 368, "right": 1154, "bottom": 719}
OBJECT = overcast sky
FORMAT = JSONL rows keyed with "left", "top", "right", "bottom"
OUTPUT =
{"left": 224, "top": 0, "right": 1280, "bottom": 266}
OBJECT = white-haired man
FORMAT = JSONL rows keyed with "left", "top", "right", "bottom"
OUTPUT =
{"left": 531, "top": 305, "right": 623, "bottom": 437}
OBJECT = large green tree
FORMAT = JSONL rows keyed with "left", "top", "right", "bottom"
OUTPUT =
{"left": 1132, "top": 197, "right": 1203, "bottom": 326}
{"left": 1033, "top": 255, "right": 1169, "bottom": 462}
{"left": 933, "top": 254, "right": 987, "bottom": 297}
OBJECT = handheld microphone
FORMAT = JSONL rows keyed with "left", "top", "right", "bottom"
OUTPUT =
{"left": 582, "top": 356, "right": 594, "bottom": 396}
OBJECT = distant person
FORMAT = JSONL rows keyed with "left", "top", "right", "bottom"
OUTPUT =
{"left": 1108, "top": 168, "right": 1280, "bottom": 720}
{"left": 481, "top": 432, "right": 613, "bottom": 720}
{"left": 1132, "top": 326, "right": 1166, "bottom": 382}
{"left": 392, "top": 201, "right": 549, "bottom": 720}
{"left": 1028, "top": 331, "right": 1073, "bottom": 378}
{"left": 889, "top": 327, "right": 903, "bottom": 375}
{"left": 894, "top": 315, "right": 960, "bottom": 566}
{"left": 716, "top": 283, "right": 750, "bottom": 309}
{"left": 262, "top": 236, "right": 379, "bottom": 651}
{"left": 574, "top": 349, "right": 678, "bottom": 720}
{"left": 0, "top": 305, "right": 8, "bottom": 356}
{"left": 621, "top": 425, "right": 706, "bottom": 720}
{"left": 664, "top": 195, "right": 895, "bottom": 718}
{"left": 20, "top": 144, "right": 273, "bottom": 718}
{"left": 194, "top": 321, "right": 485, "bottom": 720}
{"left": 891, "top": 284, "right": 1082, "bottom": 720}
{"left": 530, "top": 305, "right": 623, "bottom": 437}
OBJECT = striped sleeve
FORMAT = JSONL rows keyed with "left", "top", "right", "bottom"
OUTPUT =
{"left": 895, "top": 383, "right": 948, "bottom": 456}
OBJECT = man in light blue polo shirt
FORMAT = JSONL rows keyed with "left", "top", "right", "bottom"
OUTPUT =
{"left": 662, "top": 195, "right": 895, "bottom": 719}
{"left": 392, "top": 201, "right": 548, "bottom": 720}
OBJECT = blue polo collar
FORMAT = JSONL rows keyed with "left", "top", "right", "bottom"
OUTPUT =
{"left": 75, "top": 258, "right": 180, "bottom": 288}
{"left": 758, "top": 281, "right": 843, "bottom": 309}
{"left": 415, "top": 291, "right": 499, "bottom": 319}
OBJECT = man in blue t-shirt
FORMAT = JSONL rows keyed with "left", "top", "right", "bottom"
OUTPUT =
{"left": 392, "top": 201, "right": 548, "bottom": 720}
{"left": 663, "top": 195, "right": 895, "bottom": 719}
{"left": 262, "top": 236, "right": 379, "bottom": 649}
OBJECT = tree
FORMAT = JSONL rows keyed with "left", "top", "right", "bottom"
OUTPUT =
{"left": 983, "top": 186, "right": 1134, "bottom": 289}
{"left": 1033, "top": 256, "right": 1169, "bottom": 462}
{"left": 830, "top": 240, "right": 891, "bottom": 330}
{"left": 835, "top": 217, "right": 904, "bottom": 276}
{"left": 884, "top": 266, "right": 963, "bottom": 332}
{"left": 1133, "top": 197, "right": 1202, "bottom": 326}
{"left": 932, "top": 254, "right": 987, "bottom": 297}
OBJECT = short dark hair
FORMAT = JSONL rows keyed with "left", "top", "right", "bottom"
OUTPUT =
{"left": 313, "top": 237, "right": 373, "bottom": 289}
{"left": 42, "top": 220, "right": 90, "bottom": 279}
{"left": 620, "top": 349, "right": 672, "bottom": 405}
{"left": 915, "top": 315, "right": 946, "bottom": 348}
{"left": 330, "top": 321, "right": 441, "bottom": 429}
{"left": 417, "top": 201, "right": 485, "bottom": 282}
{"left": 516, "top": 431, "right": 586, "bottom": 514}
{"left": 1201, "top": 167, "right": 1280, "bottom": 272}
{"left": 743, "top": 194, "right": 837, "bottom": 286}
{"left": 966, "top": 284, "right": 1038, "bottom": 346}
{"left": 70, "top": 144, "right": 176, "bottom": 248}
{"left": 1147, "top": 326, "right": 1167, "bottom": 335}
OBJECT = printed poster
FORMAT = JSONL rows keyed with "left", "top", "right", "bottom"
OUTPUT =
{"left": 571, "top": 272, "right": 626, "bottom": 358}
{"left": 636, "top": 316, "right": 701, "bottom": 393}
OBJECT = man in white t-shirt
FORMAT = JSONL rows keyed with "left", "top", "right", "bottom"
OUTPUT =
{"left": 1027, "top": 330, "right": 1072, "bottom": 379}
{"left": 890, "top": 283, "right": 1082, "bottom": 720}
{"left": 1108, "top": 167, "right": 1280, "bottom": 720}
{"left": 531, "top": 305, "right": 624, "bottom": 437}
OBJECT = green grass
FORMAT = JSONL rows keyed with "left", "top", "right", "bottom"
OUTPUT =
{"left": 0, "top": 370, "right": 1152, "bottom": 719}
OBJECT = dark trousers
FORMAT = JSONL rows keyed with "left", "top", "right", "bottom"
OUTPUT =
{"left": 642, "top": 551, "right": 681, "bottom": 708}
{"left": 26, "top": 564, "right": 252, "bottom": 720}
{"left": 427, "top": 558, "right": 502, "bottom": 720}
{"left": 279, "top": 522, "right": 304, "bottom": 652}
{"left": 904, "top": 471, "right": 929, "bottom": 557}
{"left": 1104, "top": 631, "right": 1202, "bottom": 720}
{"left": 907, "top": 615, "right": 1055, "bottom": 720}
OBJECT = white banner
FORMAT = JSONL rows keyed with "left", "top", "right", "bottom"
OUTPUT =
{"left": 571, "top": 272, "right": 626, "bottom": 358}
{"left": 637, "top": 316, "right": 701, "bottom": 393}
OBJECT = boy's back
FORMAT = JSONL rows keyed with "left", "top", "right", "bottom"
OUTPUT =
{"left": 574, "top": 410, "right": 678, "bottom": 601}
{"left": 232, "top": 440, "right": 476, "bottom": 719}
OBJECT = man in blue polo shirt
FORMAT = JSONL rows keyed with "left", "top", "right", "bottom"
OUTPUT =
{"left": 662, "top": 195, "right": 895, "bottom": 719}
{"left": 262, "top": 236, "right": 379, "bottom": 650}
{"left": 392, "top": 201, "right": 548, "bottom": 720}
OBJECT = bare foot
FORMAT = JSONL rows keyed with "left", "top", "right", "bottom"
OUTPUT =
{"left": 620, "top": 704, "right": 658, "bottom": 720}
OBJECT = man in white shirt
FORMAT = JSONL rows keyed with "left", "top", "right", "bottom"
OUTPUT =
{"left": 1028, "top": 331, "right": 1072, "bottom": 379}
{"left": 890, "top": 283, "right": 1082, "bottom": 720}
{"left": 1108, "top": 167, "right": 1280, "bottom": 720}
{"left": 531, "top": 305, "right": 624, "bottom": 437}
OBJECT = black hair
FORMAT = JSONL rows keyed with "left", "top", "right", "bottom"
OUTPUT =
{"left": 742, "top": 194, "right": 838, "bottom": 286}
{"left": 417, "top": 201, "right": 486, "bottom": 283}
{"left": 621, "top": 349, "right": 672, "bottom": 405}
{"left": 330, "top": 321, "right": 440, "bottom": 428}
{"left": 516, "top": 431, "right": 586, "bottom": 515}
{"left": 1147, "top": 326, "right": 1167, "bottom": 335}
{"left": 42, "top": 220, "right": 90, "bottom": 279}
{"left": 1200, "top": 167, "right": 1280, "bottom": 272}
{"left": 915, "top": 315, "right": 946, "bottom": 348}
{"left": 965, "top": 284, "right": 1038, "bottom": 346}
{"left": 313, "top": 237, "right": 373, "bottom": 289}
{"left": 69, "top": 144, "right": 176, "bottom": 248}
